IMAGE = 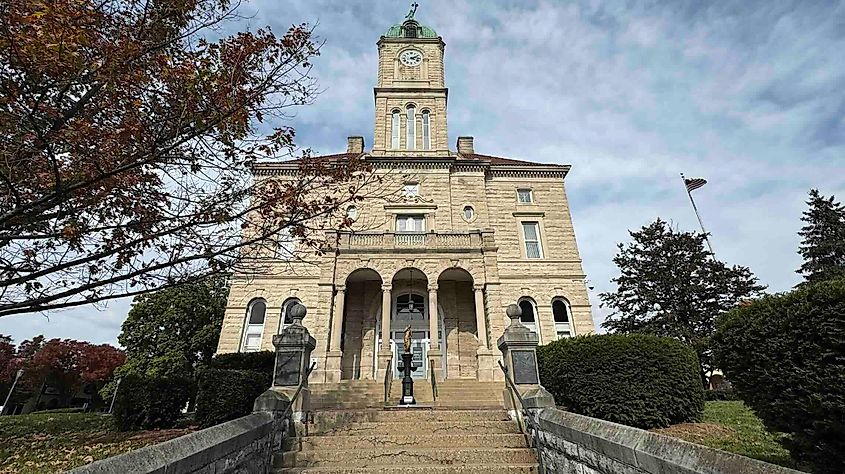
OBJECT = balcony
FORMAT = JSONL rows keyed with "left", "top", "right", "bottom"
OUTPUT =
{"left": 333, "top": 230, "right": 493, "bottom": 254}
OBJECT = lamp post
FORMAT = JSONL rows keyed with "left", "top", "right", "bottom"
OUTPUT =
{"left": 1, "top": 369, "right": 24, "bottom": 416}
{"left": 108, "top": 377, "right": 122, "bottom": 414}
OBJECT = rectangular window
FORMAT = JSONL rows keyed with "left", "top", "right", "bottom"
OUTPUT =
{"left": 391, "top": 111, "right": 400, "bottom": 149}
{"left": 517, "top": 188, "right": 533, "bottom": 203}
{"left": 396, "top": 215, "right": 425, "bottom": 232}
{"left": 522, "top": 222, "right": 543, "bottom": 259}
{"left": 402, "top": 183, "right": 419, "bottom": 197}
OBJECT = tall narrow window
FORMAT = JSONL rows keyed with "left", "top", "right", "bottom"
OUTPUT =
{"left": 391, "top": 110, "right": 400, "bottom": 149}
{"left": 518, "top": 298, "right": 539, "bottom": 337}
{"left": 279, "top": 298, "right": 302, "bottom": 333}
{"left": 552, "top": 298, "right": 572, "bottom": 339}
{"left": 406, "top": 105, "right": 416, "bottom": 150}
{"left": 522, "top": 222, "right": 543, "bottom": 259}
{"left": 242, "top": 299, "right": 266, "bottom": 352}
{"left": 422, "top": 110, "right": 431, "bottom": 150}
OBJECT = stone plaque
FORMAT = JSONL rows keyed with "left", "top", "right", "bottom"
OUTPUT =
{"left": 274, "top": 351, "right": 302, "bottom": 387}
{"left": 512, "top": 350, "right": 539, "bottom": 385}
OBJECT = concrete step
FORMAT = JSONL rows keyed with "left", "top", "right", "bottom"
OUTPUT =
{"left": 312, "top": 420, "right": 519, "bottom": 436}
{"left": 278, "top": 447, "right": 537, "bottom": 468}
{"left": 292, "top": 433, "right": 529, "bottom": 450}
{"left": 312, "top": 408, "right": 510, "bottom": 424}
{"left": 276, "top": 465, "right": 539, "bottom": 474}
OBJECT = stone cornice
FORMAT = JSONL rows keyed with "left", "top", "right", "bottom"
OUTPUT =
{"left": 251, "top": 155, "right": 571, "bottom": 179}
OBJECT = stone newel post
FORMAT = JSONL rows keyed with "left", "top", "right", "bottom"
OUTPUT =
{"left": 497, "top": 304, "right": 555, "bottom": 414}
{"left": 255, "top": 303, "right": 315, "bottom": 421}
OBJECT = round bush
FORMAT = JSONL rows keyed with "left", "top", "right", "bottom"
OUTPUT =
{"left": 112, "top": 374, "right": 191, "bottom": 430}
{"left": 713, "top": 278, "right": 845, "bottom": 473}
{"left": 210, "top": 351, "right": 274, "bottom": 384}
{"left": 537, "top": 334, "right": 704, "bottom": 429}
{"left": 195, "top": 368, "right": 270, "bottom": 428}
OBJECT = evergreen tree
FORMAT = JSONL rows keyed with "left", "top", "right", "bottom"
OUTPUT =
{"left": 797, "top": 189, "right": 845, "bottom": 284}
{"left": 600, "top": 219, "right": 765, "bottom": 387}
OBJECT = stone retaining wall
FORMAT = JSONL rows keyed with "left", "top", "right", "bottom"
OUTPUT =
{"left": 531, "top": 408, "right": 803, "bottom": 474}
{"left": 69, "top": 413, "right": 287, "bottom": 474}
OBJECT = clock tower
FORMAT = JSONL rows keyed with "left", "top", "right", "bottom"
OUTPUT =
{"left": 371, "top": 6, "right": 448, "bottom": 156}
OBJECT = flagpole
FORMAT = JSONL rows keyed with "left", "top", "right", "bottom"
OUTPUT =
{"left": 681, "top": 173, "right": 715, "bottom": 255}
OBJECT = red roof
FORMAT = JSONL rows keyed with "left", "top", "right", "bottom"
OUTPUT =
{"left": 261, "top": 152, "right": 558, "bottom": 167}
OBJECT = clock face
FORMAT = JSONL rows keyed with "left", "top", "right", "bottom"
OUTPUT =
{"left": 399, "top": 50, "right": 423, "bottom": 67}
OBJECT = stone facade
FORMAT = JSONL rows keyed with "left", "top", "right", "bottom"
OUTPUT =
{"left": 216, "top": 14, "right": 595, "bottom": 384}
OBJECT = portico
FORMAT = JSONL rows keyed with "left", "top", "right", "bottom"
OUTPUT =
{"left": 325, "top": 263, "right": 492, "bottom": 383}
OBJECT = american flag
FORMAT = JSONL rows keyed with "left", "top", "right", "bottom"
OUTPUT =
{"left": 684, "top": 177, "right": 707, "bottom": 193}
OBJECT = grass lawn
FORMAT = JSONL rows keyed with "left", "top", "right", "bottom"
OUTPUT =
{"left": 0, "top": 412, "right": 195, "bottom": 474}
{"left": 654, "top": 401, "right": 796, "bottom": 470}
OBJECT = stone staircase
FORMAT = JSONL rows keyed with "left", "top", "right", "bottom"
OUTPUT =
{"left": 275, "top": 408, "right": 538, "bottom": 473}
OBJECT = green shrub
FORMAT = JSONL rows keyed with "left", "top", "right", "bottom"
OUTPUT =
{"left": 704, "top": 387, "right": 739, "bottom": 401}
{"left": 713, "top": 278, "right": 845, "bottom": 474}
{"left": 111, "top": 375, "right": 191, "bottom": 430}
{"left": 195, "top": 368, "right": 270, "bottom": 428}
{"left": 210, "top": 351, "right": 274, "bottom": 384}
{"left": 537, "top": 334, "right": 704, "bottom": 429}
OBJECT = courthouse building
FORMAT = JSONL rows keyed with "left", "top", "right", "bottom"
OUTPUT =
{"left": 216, "top": 11, "right": 595, "bottom": 386}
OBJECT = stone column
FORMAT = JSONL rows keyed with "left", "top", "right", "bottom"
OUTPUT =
{"left": 475, "top": 284, "right": 495, "bottom": 381}
{"left": 324, "top": 286, "right": 345, "bottom": 383}
{"left": 377, "top": 284, "right": 393, "bottom": 377}
{"left": 330, "top": 286, "right": 345, "bottom": 351}
{"left": 265, "top": 303, "right": 316, "bottom": 420}
{"left": 427, "top": 283, "right": 443, "bottom": 381}
{"left": 497, "top": 304, "right": 554, "bottom": 416}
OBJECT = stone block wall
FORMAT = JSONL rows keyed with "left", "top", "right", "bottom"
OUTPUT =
{"left": 69, "top": 413, "right": 286, "bottom": 474}
{"left": 530, "top": 408, "right": 802, "bottom": 474}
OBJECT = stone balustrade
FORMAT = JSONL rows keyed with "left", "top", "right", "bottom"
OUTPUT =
{"left": 334, "top": 230, "right": 490, "bottom": 253}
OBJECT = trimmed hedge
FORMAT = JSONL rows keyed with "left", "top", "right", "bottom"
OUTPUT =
{"left": 210, "top": 351, "right": 275, "bottom": 384}
{"left": 537, "top": 334, "right": 704, "bottom": 429}
{"left": 704, "top": 387, "right": 738, "bottom": 401}
{"left": 112, "top": 375, "right": 191, "bottom": 430}
{"left": 195, "top": 368, "right": 270, "bottom": 428}
{"left": 714, "top": 278, "right": 845, "bottom": 474}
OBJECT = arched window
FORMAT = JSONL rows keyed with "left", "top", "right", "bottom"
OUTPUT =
{"left": 518, "top": 298, "right": 540, "bottom": 339}
{"left": 241, "top": 298, "right": 266, "bottom": 352}
{"left": 463, "top": 205, "right": 475, "bottom": 221}
{"left": 346, "top": 205, "right": 358, "bottom": 221}
{"left": 391, "top": 110, "right": 400, "bottom": 149}
{"left": 279, "top": 298, "right": 302, "bottom": 333}
{"left": 395, "top": 293, "right": 425, "bottom": 321}
{"left": 406, "top": 105, "right": 416, "bottom": 150}
{"left": 552, "top": 298, "right": 572, "bottom": 339}
{"left": 422, "top": 110, "right": 431, "bottom": 150}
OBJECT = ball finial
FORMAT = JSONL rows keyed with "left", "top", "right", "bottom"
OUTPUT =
{"left": 289, "top": 303, "right": 307, "bottom": 325}
{"left": 506, "top": 303, "right": 522, "bottom": 325}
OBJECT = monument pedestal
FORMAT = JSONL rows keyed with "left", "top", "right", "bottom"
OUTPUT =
{"left": 497, "top": 304, "right": 555, "bottom": 415}
{"left": 267, "top": 303, "right": 316, "bottom": 419}
{"left": 399, "top": 352, "right": 417, "bottom": 405}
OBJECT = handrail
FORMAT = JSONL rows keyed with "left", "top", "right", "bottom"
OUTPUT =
{"left": 280, "top": 361, "right": 317, "bottom": 422}
{"left": 498, "top": 360, "right": 547, "bottom": 472}
{"left": 383, "top": 356, "right": 393, "bottom": 404}
{"left": 429, "top": 363, "right": 437, "bottom": 402}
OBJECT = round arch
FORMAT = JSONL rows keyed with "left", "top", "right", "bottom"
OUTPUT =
{"left": 517, "top": 296, "right": 543, "bottom": 344}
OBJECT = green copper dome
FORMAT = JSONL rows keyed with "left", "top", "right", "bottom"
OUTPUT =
{"left": 385, "top": 20, "right": 438, "bottom": 39}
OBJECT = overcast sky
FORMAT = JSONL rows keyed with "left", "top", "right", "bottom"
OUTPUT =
{"left": 2, "top": 0, "right": 842, "bottom": 346}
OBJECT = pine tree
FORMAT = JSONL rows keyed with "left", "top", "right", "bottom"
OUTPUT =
{"left": 600, "top": 219, "right": 765, "bottom": 387}
{"left": 797, "top": 189, "right": 845, "bottom": 284}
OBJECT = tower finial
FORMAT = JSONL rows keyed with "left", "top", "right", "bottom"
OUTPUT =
{"left": 405, "top": 2, "right": 419, "bottom": 20}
